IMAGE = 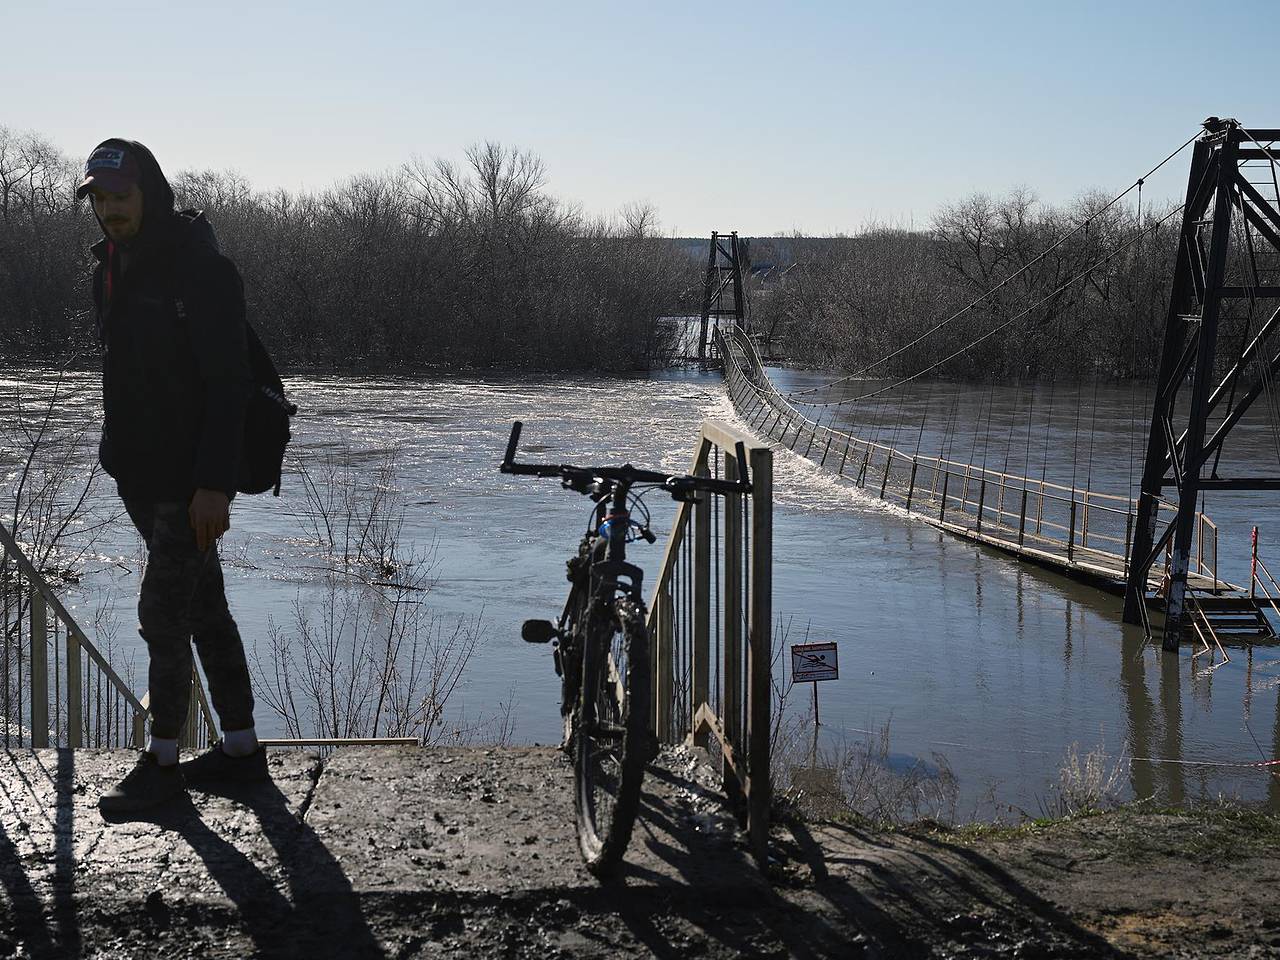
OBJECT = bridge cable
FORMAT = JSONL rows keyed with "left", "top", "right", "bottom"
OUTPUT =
{"left": 1084, "top": 375, "right": 1101, "bottom": 501}
{"left": 791, "top": 201, "right": 1188, "bottom": 408}
{"left": 980, "top": 378, "right": 999, "bottom": 478}
{"left": 913, "top": 375, "right": 936, "bottom": 460}
{"left": 1040, "top": 378, "right": 1056, "bottom": 490}
{"left": 1001, "top": 377, "right": 1022, "bottom": 481}
{"left": 1070, "top": 382, "right": 1083, "bottom": 495}
{"left": 1022, "top": 381, "right": 1036, "bottom": 500}
{"left": 783, "top": 129, "right": 1203, "bottom": 401}
{"left": 1127, "top": 178, "right": 1143, "bottom": 506}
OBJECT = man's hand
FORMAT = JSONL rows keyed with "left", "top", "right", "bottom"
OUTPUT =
{"left": 189, "top": 488, "right": 231, "bottom": 552}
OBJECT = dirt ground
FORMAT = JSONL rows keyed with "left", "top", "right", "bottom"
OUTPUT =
{"left": 0, "top": 746, "right": 1275, "bottom": 958}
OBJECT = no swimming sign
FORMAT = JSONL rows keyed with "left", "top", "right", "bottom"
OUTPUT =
{"left": 790, "top": 642, "right": 838, "bottom": 683}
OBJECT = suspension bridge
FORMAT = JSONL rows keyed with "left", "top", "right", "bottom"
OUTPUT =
{"left": 698, "top": 117, "right": 1280, "bottom": 653}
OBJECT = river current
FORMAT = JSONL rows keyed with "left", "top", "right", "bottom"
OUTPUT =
{"left": 3, "top": 366, "right": 1279, "bottom": 819}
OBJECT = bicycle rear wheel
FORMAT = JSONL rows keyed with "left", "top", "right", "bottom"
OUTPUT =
{"left": 574, "top": 597, "right": 650, "bottom": 876}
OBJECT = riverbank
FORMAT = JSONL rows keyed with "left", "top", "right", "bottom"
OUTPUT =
{"left": 1, "top": 745, "right": 1275, "bottom": 958}
{"left": 774, "top": 801, "right": 1280, "bottom": 958}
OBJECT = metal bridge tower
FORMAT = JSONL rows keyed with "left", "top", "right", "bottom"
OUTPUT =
{"left": 698, "top": 231, "right": 748, "bottom": 361}
{"left": 1124, "top": 118, "right": 1280, "bottom": 649}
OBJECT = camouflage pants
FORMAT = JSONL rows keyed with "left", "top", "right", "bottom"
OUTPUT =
{"left": 125, "top": 500, "right": 255, "bottom": 739}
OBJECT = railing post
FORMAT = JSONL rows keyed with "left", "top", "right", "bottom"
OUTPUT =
{"left": 1124, "top": 510, "right": 1134, "bottom": 578}
{"left": 1213, "top": 525, "right": 1219, "bottom": 594}
{"left": 856, "top": 447, "right": 872, "bottom": 487}
{"left": 939, "top": 471, "right": 950, "bottom": 522}
{"left": 1082, "top": 496, "right": 1090, "bottom": 549}
{"left": 723, "top": 458, "right": 743, "bottom": 797}
{"left": 66, "top": 627, "right": 82, "bottom": 749}
{"left": 656, "top": 588, "right": 674, "bottom": 744}
{"left": 819, "top": 434, "right": 834, "bottom": 468}
{"left": 1067, "top": 500, "right": 1078, "bottom": 562}
{"left": 879, "top": 454, "right": 892, "bottom": 500}
{"left": 838, "top": 438, "right": 852, "bottom": 476}
{"left": 29, "top": 589, "right": 48, "bottom": 749}
{"left": 133, "top": 710, "right": 146, "bottom": 749}
{"left": 747, "top": 445, "right": 772, "bottom": 864}
{"left": 905, "top": 459, "right": 919, "bottom": 513}
{"left": 1018, "top": 489, "right": 1029, "bottom": 546}
{"left": 692, "top": 456, "right": 712, "bottom": 748}
{"left": 975, "top": 479, "right": 987, "bottom": 533}
{"left": 1251, "top": 527, "right": 1258, "bottom": 599}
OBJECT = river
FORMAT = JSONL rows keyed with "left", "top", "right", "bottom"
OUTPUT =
{"left": 3, "top": 366, "right": 1279, "bottom": 820}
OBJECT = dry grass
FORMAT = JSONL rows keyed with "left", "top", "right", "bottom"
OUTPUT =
{"left": 1036, "top": 741, "right": 1130, "bottom": 820}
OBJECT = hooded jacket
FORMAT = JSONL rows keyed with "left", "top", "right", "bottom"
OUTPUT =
{"left": 87, "top": 139, "right": 251, "bottom": 501}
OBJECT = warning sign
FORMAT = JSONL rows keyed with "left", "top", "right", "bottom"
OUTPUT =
{"left": 791, "top": 642, "right": 838, "bottom": 683}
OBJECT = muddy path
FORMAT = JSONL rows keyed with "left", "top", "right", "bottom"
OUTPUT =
{"left": 0, "top": 746, "right": 1273, "bottom": 958}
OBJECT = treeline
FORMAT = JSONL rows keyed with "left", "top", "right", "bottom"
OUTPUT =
{"left": 1, "top": 124, "right": 1191, "bottom": 379}
{"left": 749, "top": 189, "right": 1182, "bottom": 380}
{"left": 0, "top": 128, "right": 700, "bottom": 370}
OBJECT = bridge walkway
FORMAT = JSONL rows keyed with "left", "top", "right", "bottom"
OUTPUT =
{"left": 720, "top": 329, "right": 1275, "bottom": 642}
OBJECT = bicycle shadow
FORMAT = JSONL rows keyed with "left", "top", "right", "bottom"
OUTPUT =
{"left": 606, "top": 760, "right": 1121, "bottom": 957}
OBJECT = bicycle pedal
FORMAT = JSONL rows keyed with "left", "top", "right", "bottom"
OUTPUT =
{"left": 522, "top": 619, "right": 557, "bottom": 643}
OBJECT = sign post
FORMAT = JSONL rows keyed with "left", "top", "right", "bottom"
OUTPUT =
{"left": 790, "top": 641, "right": 838, "bottom": 726}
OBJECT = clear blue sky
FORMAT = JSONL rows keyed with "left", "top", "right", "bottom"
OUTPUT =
{"left": 4, "top": 0, "right": 1275, "bottom": 235}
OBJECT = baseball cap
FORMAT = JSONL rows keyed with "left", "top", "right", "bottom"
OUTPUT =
{"left": 75, "top": 145, "right": 141, "bottom": 199}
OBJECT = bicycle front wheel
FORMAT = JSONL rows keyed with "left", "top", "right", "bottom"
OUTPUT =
{"left": 574, "top": 597, "right": 650, "bottom": 876}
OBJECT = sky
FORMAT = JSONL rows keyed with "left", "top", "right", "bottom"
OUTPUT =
{"left": 3, "top": 0, "right": 1276, "bottom": 236}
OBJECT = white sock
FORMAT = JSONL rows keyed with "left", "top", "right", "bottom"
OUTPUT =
{"left": 222, "top": 727, "right": 259, "bottom": 757}
{"left": 147, "top": 736, "right": 179, "bottom": 766}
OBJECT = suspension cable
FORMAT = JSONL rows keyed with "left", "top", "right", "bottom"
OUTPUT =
{"left": 784, "top": 129, "right": 1203, "bottom": 400}
{"left": 794, "top": 201, "right": 1188, "bottom": 407}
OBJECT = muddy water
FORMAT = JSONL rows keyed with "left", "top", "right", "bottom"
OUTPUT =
{"left": 3, "top": 367, "right": 1279, "bottom": 818}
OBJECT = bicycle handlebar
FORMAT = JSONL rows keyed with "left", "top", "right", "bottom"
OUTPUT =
{"left": 499, "top": 420, "right": 752, "bottom": 495}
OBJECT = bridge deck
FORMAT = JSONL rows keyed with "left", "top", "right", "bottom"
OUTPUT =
{"left": 916, "top": 496, "right": 1233, "bottom": 598}
{"left": 720, "top": 330, "right": 1274, "bottom": 639}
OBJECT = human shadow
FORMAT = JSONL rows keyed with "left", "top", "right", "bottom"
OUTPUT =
{"left": 102, "top": 767, "right": 384, "bottom": 959}
{"left": 0, "top": 749, "right": 83, "bottom": 959}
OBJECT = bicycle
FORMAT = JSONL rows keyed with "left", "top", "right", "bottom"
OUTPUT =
{"left": 499, "top": 420, "right": 751, "bottom": 876}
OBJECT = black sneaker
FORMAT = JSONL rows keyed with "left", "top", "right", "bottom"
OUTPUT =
{"left": 181, "top": 742, "right": 270, "bottom": 785}
{"left": 98, "top": 752, "right": 185, "bottom": 813}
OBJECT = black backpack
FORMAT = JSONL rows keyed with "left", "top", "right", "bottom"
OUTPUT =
{"left": 240, "top": 324, "right": 297, "bottom": 497}
{"left": 167, "top": 210, "right": 296, "bottom": 495}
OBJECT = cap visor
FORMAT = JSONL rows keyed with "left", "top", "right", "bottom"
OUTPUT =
{"left": 76, "top": 170, "right": 134, "bottom": 199}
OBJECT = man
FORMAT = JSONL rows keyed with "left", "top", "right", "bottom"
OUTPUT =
{"left": 80, "top": 139, "right": 267, "bottom": 813}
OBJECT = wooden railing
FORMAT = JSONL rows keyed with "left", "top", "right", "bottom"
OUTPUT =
{"left": 142, "top": 667, "right": 218, "bottom": 750}
{"left": 4, "top": 521, "right": 444, "bottom": 754}
{"left": 645, "top": 417, "right": 773, "bottom": 860}
{"left": 722, "top": 328, "right": 1220, "bottom": 591}
{"left": 0, "top": 521, "right": 147, "bottom": 749}
{"left": 1250, "top": 528, "right": 1280, "bottom": 619}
